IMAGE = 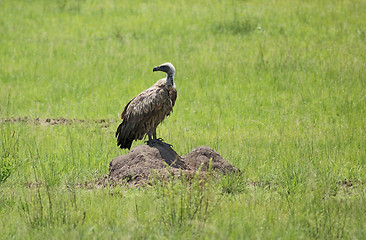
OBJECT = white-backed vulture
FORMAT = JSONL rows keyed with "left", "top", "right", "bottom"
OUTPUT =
{"left": 116, "top": 62, "right": 177, "bottom": 150}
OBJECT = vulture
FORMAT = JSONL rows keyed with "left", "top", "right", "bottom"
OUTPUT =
{"left": 116, "top": 62, "right": 177, "bottom": 150}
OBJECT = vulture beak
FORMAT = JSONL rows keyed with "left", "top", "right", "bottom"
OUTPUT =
{"left": 153, "top": 66, "right": 160, "bottom": 72}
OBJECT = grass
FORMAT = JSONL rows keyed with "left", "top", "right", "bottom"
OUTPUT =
{"left": 1, "top": 0, "right": 366, "bottom": 239}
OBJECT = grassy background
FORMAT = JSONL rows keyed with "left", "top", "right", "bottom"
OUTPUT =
{"left": 1, "top": 0, "right": 366, "bottom": 239}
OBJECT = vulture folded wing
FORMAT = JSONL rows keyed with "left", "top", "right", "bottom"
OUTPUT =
{"left": 120, "top": 97, "right": 134, "bottom": 120}
{"left": 123, "top": 87, "right": 171, "bottom": 120}
{"left": 116, "top": 86, "right": 173, "bottom": 149}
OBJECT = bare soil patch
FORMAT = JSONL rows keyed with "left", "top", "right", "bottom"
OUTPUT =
{"left": 0, "top": 117, "right": 117, "bottom": 127}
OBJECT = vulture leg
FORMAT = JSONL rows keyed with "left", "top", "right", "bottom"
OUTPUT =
{"left": 153, "top": 130, "right": 157, "bottom": 140}
{"left": 153, "top": 130, "right": 166, "bottom": 143}
{"left": 145, "top": 133, "right": 157, "bottom": 145}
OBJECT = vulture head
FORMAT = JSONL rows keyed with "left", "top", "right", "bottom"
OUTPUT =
{"left": 153, "top": 62, "right": 175, "bottom": 76}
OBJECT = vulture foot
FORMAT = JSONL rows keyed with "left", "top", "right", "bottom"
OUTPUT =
{"left": 157, "top": 138, "right": 174, "bottom": 147}
{"left": 145, "top": 138, "right": 173, "bottom": 148}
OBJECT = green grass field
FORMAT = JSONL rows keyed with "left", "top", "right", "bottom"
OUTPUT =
{"left": 1, "top": 0, "right": 366, "bottom": 239}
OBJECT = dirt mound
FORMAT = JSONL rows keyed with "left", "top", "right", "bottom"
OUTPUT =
{"left": 109, "top": 141, "right": 238, "bottom": 186}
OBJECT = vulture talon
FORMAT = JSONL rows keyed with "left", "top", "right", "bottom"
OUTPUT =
{"left": 115, "top": 63, "right": 177, "bottom": 150}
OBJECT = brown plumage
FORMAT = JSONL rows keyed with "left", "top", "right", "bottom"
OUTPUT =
{"left": 116, "top": 62, "right": 177, "bottom": 150}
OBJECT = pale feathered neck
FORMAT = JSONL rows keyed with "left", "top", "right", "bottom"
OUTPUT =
{"left": 155, "top": 75, "right": 175, "bottom": 88}
{"left": 167, "top": 73, "right": 175, "bottom": 87}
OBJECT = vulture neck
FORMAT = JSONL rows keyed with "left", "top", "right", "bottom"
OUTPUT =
{"left": 166, "top": 73, "right": 175, "bottom": 87}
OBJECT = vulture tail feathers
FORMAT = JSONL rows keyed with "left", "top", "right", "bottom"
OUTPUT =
{"left": 116, "top": 122, "right": 134, "bottom": 150}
